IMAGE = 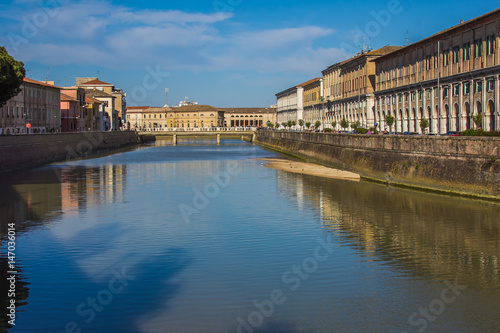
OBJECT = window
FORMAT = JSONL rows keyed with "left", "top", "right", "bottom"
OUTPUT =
{"left": 398, "top": 95, "right": 402, "bottom": 103}
{"left": 434, "top": 53, "right": 438, "bottom": 68}
{"left": 443, "top": 87, "right": 449, "bottom": 98}
{"left": 474, "top": 81, "right": 482, "bottom": 93}
{"left": 392, "top": 95, "right": 396, "bottom": 105}
{"left": 465, "top": 42, "right": 471, "bottom": 59}
{"left": 426, "top": 55, "right": 432, "bottom": 70}
{"left": 452, "top": 46, "right": 460, "bottom": 64}
{"left": 453, "top": 85, "right": 460, "bottom": 96}
{"left": 419, "top": 91, "right": 423, "bottom": 101}
{"left": 486, "top": 35, "right": 495, "bottom": 55}
{"left": 463, "top": 82, "right": 470, "bottom": 95}
{"left": 474, "top": 39, "right": 482, "bottom": 58}
{"left": 443, "top": 50, "right": 449, "bottom": 66}
{"left": 427, "top": 90, "right": 432, "bottom": 100}
{"left": 487, "top": 79, "right": 494, "bottom": 92}
{"left": 411, "top": 92, "right": 416, "bottom": 102}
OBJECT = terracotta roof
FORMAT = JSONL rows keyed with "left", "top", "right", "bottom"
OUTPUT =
{"left": 297, "top": 77, "right": 322, "bottom": 87}
{"left": 79, "top": 79, "right": 113, "bottom": 86}
{"left": 375, "top": 8, "right": 500, "bottom": 62}
{"left": 145, "top": 107, "right": 171, "bottom": 112}
{"left": 219, "top": 107, "right": 277, "bottom": 114}
{"left": 338, "top": 45, "right": 404, "bottom": 66}
{"left": 126, "top": 106, "right": 150, "bottom": 110}
{"left": 85, "top": 96, "right": 103, "bottom": 104}
{"left": 61, "top": 93, "right": 78, "bottom": 102}
{"left": 23, "top": 78, "right": 62, "bottom": 89}
{"left": 173, "top": 105, "right": 222, "bottom": 112}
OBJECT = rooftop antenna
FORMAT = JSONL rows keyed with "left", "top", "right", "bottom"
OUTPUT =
{"left": 165, "top": 88, "right": 169, "bottom": 107}
{"left": 97, "top": 70, "right": 100, "bottom": 79}
{"left": 46, "top": 67, "right": 50, "bottom": 82}
{"left": 406, "top": 31, "right": 410, "bottom": 46}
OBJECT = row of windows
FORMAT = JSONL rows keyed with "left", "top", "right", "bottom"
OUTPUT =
{"left": 377, "top": 79, "right": 495, "bottom": 105}
{"left": 0, "top": 105, "right": 60, "bottom": 120}
{"left": 379, "top": 36, "right": 496, "bottom": 82}
{"left": 304, "top": 92, "right": 319, "bottom": 103}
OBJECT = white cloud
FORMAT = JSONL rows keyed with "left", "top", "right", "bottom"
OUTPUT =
{"left": 0, "top": 0, "right": 346, "bottom": 74}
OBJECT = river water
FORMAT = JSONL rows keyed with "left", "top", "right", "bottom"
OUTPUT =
{"left": 1, "top": 140, "right": 500, "bottom": 333}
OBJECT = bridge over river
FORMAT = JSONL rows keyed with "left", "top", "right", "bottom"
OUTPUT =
{"left": 137, "top": 127, "right": 257, "bottom": 144}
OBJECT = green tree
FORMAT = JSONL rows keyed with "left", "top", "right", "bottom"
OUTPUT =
{"left": 298, "top": 119, "right": 304, "bottom": 129}
{"left": 267, "top": 121, "right": 274, "bottom": 129}
{"left": 314, "top": 120, "right": 321, "bottom": 129}
{"left": 291, "top": 120, "right": 296, "bottom": 128}
{"left": 420, "top": 118, "right": 429, "bottom": 134}
{"left": 287, "top": 120, "right": 292, "bottom": 128}
{"left": 385, "top": 114, "right": 395, "bottom": 133}
{"left": 473, "top": 113, "right": 483, "bottom": 129}
{"left": 332, "top": 121, "right": 337, "bottom": 130}
{"left": 275, "top": 122, "right": 279, "bottom": 129}
{"left": 305, "top": 122, "right": 311, "bottom": 129}
{"left": 351, "top": 120, "right": 360, "bottom": 130}
{"left": 340, "top": 118, "right": 349, "bottom": 130}
{"left": 0, "top": 46, "right": 26, "bottom": 107}
{"left": 282, "top": 122, "right": 288, "bottom": 129}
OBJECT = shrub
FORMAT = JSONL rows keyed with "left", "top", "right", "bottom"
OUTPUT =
{"left": 324, "top": 128, "right": 333, "bottom": 133}
{"left": 356, "top": 127, "right": 368, "bottom": 134}
{"left": 461, "top": 129, "right": 500, "bottom": 137}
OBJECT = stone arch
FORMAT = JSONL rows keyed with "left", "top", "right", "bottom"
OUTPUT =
{"left": 412, "top": 107, "right": 418, "bottom": 132}
{"left": 427, "top": 106, "right": 432, "bottom": 133}
{"left": 444, "top": 104, "right": 450, "bottom": 132}
{"left": 398, "top": 109, "right": 403, "bottom": 133}
{"left": 454, "top": 103, "right": 460, "bottom": 132}
{"left": 475, "top": 100, "right": 482, "bottom": 129}
{"left": 488, "top": 99, "right": 495, "bottom": 132}
{"left": 465, "top": 102, "right": 471, "bottom": 130}
{"left": 405, "top": 108, "right": 410, "bottom": 132}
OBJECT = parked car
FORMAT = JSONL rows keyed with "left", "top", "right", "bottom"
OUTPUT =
{"left": 442, "top": 131, "right": 461, "bottom": 136}
{"left": 402, "top": 131, "right": 420, "bottom": 135}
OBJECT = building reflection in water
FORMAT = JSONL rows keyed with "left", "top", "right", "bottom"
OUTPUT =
{"left": 0, "top": 164, "right": 128, "bottom": 330}
{"left": 276, "top": 170, "right": 500, "bottom": 291}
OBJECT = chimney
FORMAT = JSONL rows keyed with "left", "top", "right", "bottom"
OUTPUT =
{"left": 460, "top": 19, "right": 464, "bottom": 24}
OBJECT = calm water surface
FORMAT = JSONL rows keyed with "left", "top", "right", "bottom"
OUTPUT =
{"left": 1, "top": 140, "right": 500, "bottom": 333}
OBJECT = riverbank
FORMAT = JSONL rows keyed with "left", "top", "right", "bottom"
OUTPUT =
{"left": 255, "top": 131, "right": 500, "bottom": 201}
{"left": 0, "top": 131, "right": 139, "bottom": 174}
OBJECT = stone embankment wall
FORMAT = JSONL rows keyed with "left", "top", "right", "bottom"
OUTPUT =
{"left": 0, "top": 131, "right": 139, "bottom": 173}
{"left": 256, "top": 131, "right": 500, "bottom": 199}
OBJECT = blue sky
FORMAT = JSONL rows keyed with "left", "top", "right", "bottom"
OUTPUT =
{"left": 1, "top": 0, "right": 499, "bottom": 107}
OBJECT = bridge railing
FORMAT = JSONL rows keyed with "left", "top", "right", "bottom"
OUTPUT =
{"left": 138, "top": 127, "right": 257, "bottom": 132}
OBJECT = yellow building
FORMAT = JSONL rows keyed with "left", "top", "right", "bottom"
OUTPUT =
{"left": 374, "top": 8, "right": 500, "bottom": 134}
{"left": 321, "top": 46, "right": 403, "bottom": 130}
{"left": 302, "top": 78, "right": 324, "bottom": 127}
{"left": 126, "top": 105, "right": 225, "bottom": 130}
{"left": 221, "top": 107, "right": 276, "bottom": 128}
{"left": 76, "top": 78, "right": 125, "bottom": 130}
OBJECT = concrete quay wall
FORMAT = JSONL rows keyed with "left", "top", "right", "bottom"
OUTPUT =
{"left": 0, "top": 131, "right": 139, "bottom": 173}
{"left": 256, "top": 131, "right": 500, "bottom": 199}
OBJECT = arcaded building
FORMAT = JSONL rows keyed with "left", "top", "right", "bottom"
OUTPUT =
{"left": 374, "top": 9, "right": 500, "bottom": 134}
{"left": 321, "top": 46, "right": 403, "bottom": 130}
{"left": 220, "top": 107, "right": 276, "bottom": 127}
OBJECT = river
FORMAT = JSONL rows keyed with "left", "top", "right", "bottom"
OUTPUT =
{"left": 1, "top": 139, "right": 499, "bottom": 333}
